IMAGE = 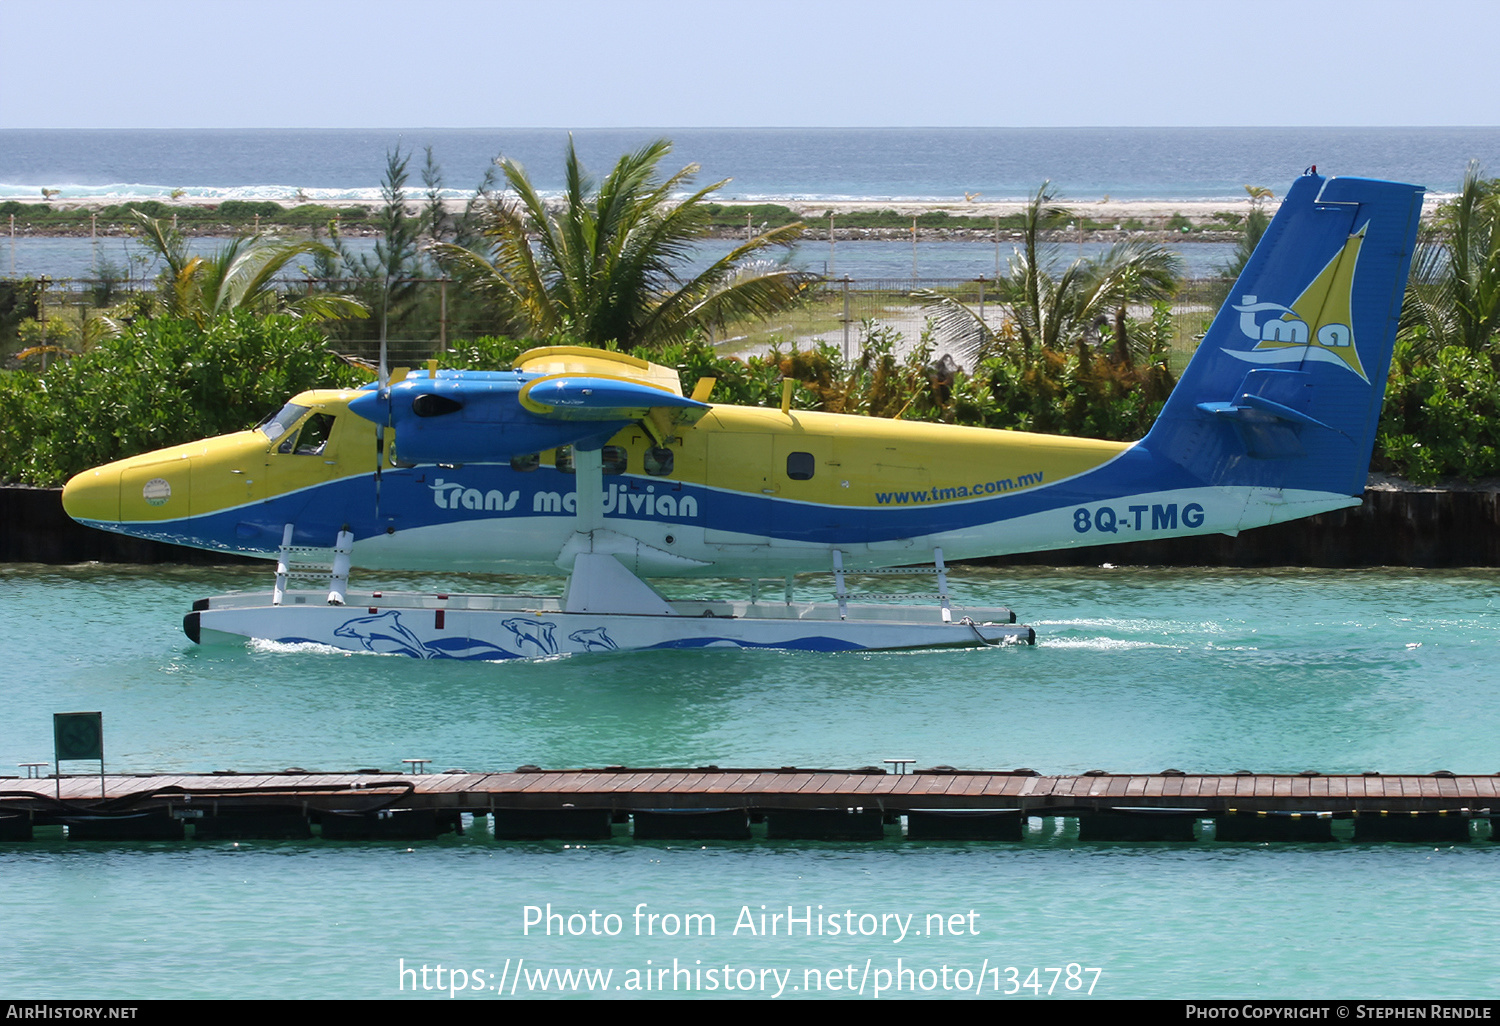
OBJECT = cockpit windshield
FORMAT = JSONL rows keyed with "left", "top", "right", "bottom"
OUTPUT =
{"left": 258, "top": 403, "right": 311, "bottom": 442}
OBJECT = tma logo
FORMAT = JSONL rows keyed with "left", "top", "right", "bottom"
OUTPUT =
{"left": 1225, "top": 225, "right": 1369, "bottom": 381}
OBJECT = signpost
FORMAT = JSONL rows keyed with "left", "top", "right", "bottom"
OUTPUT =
{"left": 53, "top": 711, "right": 104, "bottom": 798}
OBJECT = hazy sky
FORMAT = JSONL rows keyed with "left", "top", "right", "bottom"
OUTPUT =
{"left": 2, "top": 0, "right": 1489, "bottom": 129}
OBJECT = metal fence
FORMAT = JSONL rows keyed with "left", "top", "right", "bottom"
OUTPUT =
{"left": 10, "top": 273, "right": 1228, "bottom": 369}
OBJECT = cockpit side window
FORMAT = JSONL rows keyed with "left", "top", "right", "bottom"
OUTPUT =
{"left": 292, "top": 413, "right": 336, "bottom": 455}
{"left": 272, "top": 411, "right": 336, "bottom": 455}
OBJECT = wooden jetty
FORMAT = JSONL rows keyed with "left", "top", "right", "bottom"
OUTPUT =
{"left": 2, "top": 766, "right": 1495, "bottom": 843}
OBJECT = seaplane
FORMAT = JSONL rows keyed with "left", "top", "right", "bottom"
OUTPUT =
{"left": 62, "top": 171, "right": 1424, "bottom": 659}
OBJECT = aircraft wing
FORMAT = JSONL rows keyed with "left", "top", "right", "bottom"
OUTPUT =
{"left": 346, "top": 347, "right": 710, "bottom": 465}
{"left": 519, "top": 374, "right": 710, "bottom": 423}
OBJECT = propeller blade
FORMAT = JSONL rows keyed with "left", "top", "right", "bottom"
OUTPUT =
{"left": 374, "top": 280, "right": 390, "bottom": 517}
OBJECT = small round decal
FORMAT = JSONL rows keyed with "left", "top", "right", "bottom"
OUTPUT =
{"left": 142, "top": 477, "right": 172, "bottom": 506}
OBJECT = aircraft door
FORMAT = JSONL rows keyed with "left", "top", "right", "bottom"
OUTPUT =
{"left": 768, "top": 434, "right": 841, "bottom": 548}
{"left": 255, "top": 411, "right": 351, "bottom": 529}
{"left": 703, "top": 432, "right": 772, "bottom": 545}
{"left": 701, "top": 430, "right": 843, "bottom": 548}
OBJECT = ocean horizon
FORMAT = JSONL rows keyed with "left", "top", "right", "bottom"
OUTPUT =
{"left": 5, "top": 126, "right": 1499, "bottom": 205}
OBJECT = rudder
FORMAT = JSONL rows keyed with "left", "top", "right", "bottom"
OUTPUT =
{"left": 1143, "top": 171, "right": 1424, "bottom": 497}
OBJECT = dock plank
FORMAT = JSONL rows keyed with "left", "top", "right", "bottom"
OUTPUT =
{"left": 7, "top": 768, "right": 1497, "bottom": 825}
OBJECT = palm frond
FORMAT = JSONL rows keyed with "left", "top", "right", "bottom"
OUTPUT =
{"left": 448, "top": 138, "right": 809, "bottom": 350}
{"left": 1400, "top": 159, "right": 1500, "bottom": 353}
{"left": 912, "top": 288, "right": 999, "bottom": 364}
{"left": 920, "top": 185, "right": 1181, "bottom": 367}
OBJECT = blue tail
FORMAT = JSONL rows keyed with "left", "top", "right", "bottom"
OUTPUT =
{"left": 1143, "top": 172, "right": 1424, "bottom": 497}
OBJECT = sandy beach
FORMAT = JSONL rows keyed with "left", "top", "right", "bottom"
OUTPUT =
{"left": 1, "top": 193, "right": 1277, "bottom": 243}
{"left": 0, "top": 192, "right": 1445, "bottom": 245}
{"left": 9, "top": 192, "right": 1276, "bottom": 222}
{"left": 780, "top": 196, "right": 1273, "bottom": 222}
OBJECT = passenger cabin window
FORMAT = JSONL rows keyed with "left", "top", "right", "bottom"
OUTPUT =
{"left": 601, "top": 445, "right": 627, "bottom": 475}
{"left": 510, "top": 453, "right": 539, "bottom": 473}
{"left": 786, "top": 451, "right": 816, "bottom": 480}
{"left": 644, "top": 446, "right": 674, "bottom": 477}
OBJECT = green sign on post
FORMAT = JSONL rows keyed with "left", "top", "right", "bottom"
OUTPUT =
{"left": 54, "top": 712, "right": 103, "bottom": 760}
{"left": 53, "top": 711, "right": 104, "bottom": 798}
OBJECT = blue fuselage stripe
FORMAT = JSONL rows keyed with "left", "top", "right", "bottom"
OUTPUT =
{"left": 93, "top": 444, "right": 1205, "bottom": 553}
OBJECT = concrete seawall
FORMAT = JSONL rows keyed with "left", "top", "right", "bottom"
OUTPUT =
{"left": 3, "top": 484, "right": 1497, "bottom": 568}
{"left": 994, "top": 487, "right": 1500, "bottom": 568}
{"left": 0, "top": 486, "right": 256, "bottom": 565}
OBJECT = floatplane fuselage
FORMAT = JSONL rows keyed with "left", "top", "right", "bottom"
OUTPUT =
{"left": 62, "top": 172, "right": 1426, "bottom": 658}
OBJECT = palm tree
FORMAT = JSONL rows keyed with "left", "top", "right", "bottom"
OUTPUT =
{"left": 432, "top": 138, "right": 812, "bottom": 350}
{"left": 133, "top": 212, "right": 367, "bottom": 327}
{"left": 1207, "top": 185, "right": 1273, "bottom": 305}
{"left": 917, "top": 182, "right": 1181, "bottom": 366}
{"left": 1401, "top": 160, "right": 1500, "bottom": 355}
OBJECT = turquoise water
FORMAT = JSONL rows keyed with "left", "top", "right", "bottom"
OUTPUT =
{"left": 2, "top": 563, "right": 1498, "bottom": 999}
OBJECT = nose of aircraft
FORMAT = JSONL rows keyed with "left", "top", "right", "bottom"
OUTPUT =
{"left": 62, "top": 465, "right": 121, "bottom": 525}
{"left": 63, "top": 451, "right": 193, "bottom": 527}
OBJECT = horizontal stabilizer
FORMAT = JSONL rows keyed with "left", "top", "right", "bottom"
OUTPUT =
{"left": 1196, "top": 397, "right": 1327, "bottom": 429}
{"left": 1193, "top": 367, "right": 1340, "bottom": 459}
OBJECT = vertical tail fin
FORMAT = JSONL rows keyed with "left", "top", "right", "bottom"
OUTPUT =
{"left": 1143, "top": 172, "right": 1424, "bottom": 497}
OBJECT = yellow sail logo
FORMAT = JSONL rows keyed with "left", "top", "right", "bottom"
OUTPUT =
{"left": 1227, "top": 226, "right": 1368, "bottom": 381}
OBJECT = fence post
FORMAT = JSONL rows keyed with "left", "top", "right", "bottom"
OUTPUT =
{"left": 439, "top": 279, "right": 448, "bottom": 354}
{"left": 36, "top": 277, "right": 48, "bottom": 371}
{"left": 841, "top": 276, "right": 851, "bottom": 362}
{"left": 828, "top": 212, "right": 836, "bottom": 275}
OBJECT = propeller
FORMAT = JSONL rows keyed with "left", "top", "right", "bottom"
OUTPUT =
{"left": 374, "top": 273, "right": 390, "bottom": 518}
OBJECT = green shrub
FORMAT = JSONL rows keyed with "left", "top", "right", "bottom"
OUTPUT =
{"left": 282, "top": 204, "right": 369, "bottom": 225}
{"left": 218, "top": 200, "right": 282, "bottom": 220}
{"left": 700, "top": 203, "right": 801, "bottom": 229}
{"left": 0, "top": 312, "right": 363, "bottom": 486}
{"left": 1375, "top": 340, "right": 1500, "bottom": 482}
